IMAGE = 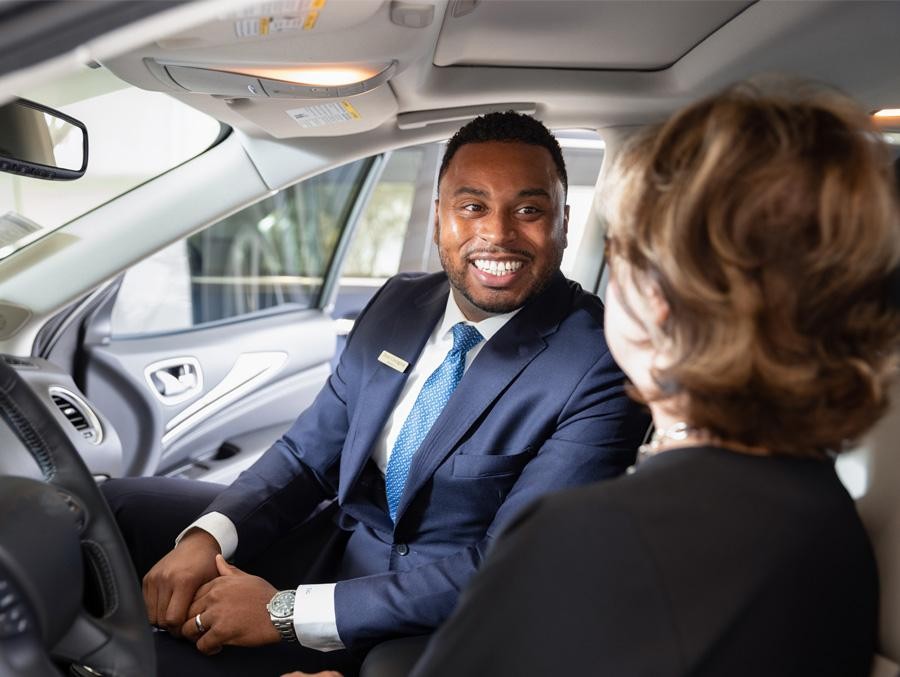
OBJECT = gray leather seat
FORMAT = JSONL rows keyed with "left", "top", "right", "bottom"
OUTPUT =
{"left": 840, "top": 381, "right": 900, "bottom": 677}
{"left": 854, "top": 157, "right": 900, "bottom": 677}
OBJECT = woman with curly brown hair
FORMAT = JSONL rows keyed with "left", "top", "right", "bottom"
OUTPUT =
{"left": 404, "top": 81, "right": 900, "bottom": 677}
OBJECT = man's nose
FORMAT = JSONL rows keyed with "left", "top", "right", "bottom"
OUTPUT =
{"left": 476, "top": 210, "right": 517, "bottom": 245}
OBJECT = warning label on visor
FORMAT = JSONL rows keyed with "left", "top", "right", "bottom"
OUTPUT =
{"left": 286, "top": 101, "right": 361, "bottom": 128}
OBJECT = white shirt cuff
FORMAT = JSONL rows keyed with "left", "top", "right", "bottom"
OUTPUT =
{"left": 174, "top": 512, "right": 238, "bottom": 559}
{"left": 294, "top": 583, "right": 344, "bottom": 651}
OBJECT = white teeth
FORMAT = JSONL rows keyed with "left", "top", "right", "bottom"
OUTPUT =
{"left": 472, "top": 259, "right": 523, "bottom": 276}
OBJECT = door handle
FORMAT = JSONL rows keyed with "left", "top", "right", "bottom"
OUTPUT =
{"left": 144, "top": 358, "right": 203, "bottom": 405}
{"left": 151, "top": 367, "right": 196, "bottom": 397}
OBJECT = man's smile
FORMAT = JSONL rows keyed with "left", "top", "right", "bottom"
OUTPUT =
{"left": 469, "top": 256, "right": 528, "bottom": 286}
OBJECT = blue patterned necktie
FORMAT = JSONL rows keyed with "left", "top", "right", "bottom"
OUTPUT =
{"left": 385, "top": 322, "right": 484, "bottom": 522}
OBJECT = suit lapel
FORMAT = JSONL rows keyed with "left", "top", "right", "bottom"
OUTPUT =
{"left": 394, "top": 273, "right": 573, "bottom": 524}
{"left": 339, "top": 280, "right": 448, "bottom": 502}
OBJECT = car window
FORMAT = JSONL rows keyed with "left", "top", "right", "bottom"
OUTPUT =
{"left": 112, "top": 131, "right": 605, "bottom": 337}
{"left": 0, "top": 66, "right": 220, "bottom": 260}
{"left": 110, "top": 158, "right": 373, "bottom": 336}
{"left": 557, "top": 132, "right": 605, "bottom": 277}
{"left": 342, "top": 146, "right": 430, "bottom": 279}
{"left": 333, "top": 142, "right": 440, "bottom": 319}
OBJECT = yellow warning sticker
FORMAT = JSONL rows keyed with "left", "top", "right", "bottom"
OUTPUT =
{"left": 232, "top": 0, "right": 322, "bottom": 38}
{"left": 303, "top": 0, "right": 325, "bottom": 29}
{"left": 341, "top": 101, "right": 361, "bottom": 120}
{"left": 286, "top": 101, "right": 362, "bottom": 129}
{"left": 235, "top": 16, "right": 302, "bottom": 38}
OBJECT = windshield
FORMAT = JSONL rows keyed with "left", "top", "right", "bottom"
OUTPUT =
{"left": 0, "top": 65, "right": 221, "bottom": 260}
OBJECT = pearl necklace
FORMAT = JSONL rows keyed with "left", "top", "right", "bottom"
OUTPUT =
{"left": 638, "top": 422, "right": 700, "bottom": 458}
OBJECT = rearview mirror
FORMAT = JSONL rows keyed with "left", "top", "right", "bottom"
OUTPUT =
{"left": 0, "top": 98, "right": 88, "bottom": 180}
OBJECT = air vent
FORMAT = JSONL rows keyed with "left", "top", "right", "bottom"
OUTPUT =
{"left": 47, "top": 387, "right": 103, "bottom": 445}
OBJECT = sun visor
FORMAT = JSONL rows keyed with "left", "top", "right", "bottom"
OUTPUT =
{"left": 156, "top": 1, "right": 383, "bottom": 50}
{"left": 102, "top": 0, "right": 441, "bottom": 138}
{"left": 142, "top": 58, "right": 398, "bottom": 137}
{"left": 219, "top": 87, "right": 397, "bottom": 138}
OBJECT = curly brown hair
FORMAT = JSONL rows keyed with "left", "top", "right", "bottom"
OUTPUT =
{"left": 603, "top": 79, "right": 900, "bottom": 456}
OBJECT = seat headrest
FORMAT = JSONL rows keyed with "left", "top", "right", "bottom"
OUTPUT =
{"left": 847, "top": 381, "right": 900, "bottom": 665}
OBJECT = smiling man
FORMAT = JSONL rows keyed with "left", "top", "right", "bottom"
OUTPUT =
{"left": 102, "top": 111, "right": 647, "bottom": 676}
{"left": 436, "top": 139, "right": 568, "bottom": 319}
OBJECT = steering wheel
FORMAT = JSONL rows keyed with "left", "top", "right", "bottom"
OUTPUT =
{"left": 0, "top": 358, "right": 154, "bottom": 676}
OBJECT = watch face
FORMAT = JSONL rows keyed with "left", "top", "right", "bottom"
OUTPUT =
{"left": 270, "top": 591, "right": 295, "bottom": 618}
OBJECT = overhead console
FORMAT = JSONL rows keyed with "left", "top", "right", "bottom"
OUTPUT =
{"left": 102, "top": 0, "right": 444, "bottom": 139}
{"left": 146, "top": 59, "right": 397, "bottom": 100}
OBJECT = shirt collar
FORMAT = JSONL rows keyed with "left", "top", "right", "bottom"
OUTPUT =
{"left": 437, "top": 289, "right": 521, "bottom": 344}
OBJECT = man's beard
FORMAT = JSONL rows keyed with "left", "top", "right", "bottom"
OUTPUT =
{"left": 438, "top": 242, "right": 564, "bottom": 315}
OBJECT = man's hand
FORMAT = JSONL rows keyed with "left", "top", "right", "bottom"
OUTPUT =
{"left": 182, "top": 554, "right": 281, "bottom": 655}
{"left": 143, "top": 528, "right": 220, "bottom": 636}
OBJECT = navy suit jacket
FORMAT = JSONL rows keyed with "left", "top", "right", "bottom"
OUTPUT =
{"left": 204, "top": 271, "right": 646, "bottom": 647}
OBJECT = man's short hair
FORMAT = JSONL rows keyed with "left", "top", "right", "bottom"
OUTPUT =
{"left": 438, "top": 111, "right": 568, "bottom": 193}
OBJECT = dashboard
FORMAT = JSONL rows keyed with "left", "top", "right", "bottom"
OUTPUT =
{"left": 0, "top": 355, "right": 122, "bottom": 481}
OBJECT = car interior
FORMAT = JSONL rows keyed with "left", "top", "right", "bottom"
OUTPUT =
{"left": 0, "top": 1, "right": 899, "bottom": 675}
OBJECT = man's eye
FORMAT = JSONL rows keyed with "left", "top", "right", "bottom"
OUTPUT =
{"left": 518, "top": 206, "right": 540, "bottom": 215}
{"left": 461, "top": 203, "right": 483, "bottom": 212}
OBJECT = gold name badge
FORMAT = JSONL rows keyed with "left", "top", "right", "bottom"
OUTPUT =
{"left": 378, "top": 350, "right": 409, "bottom": 373}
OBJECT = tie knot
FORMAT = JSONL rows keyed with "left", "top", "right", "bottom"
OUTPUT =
{"left": 451, "top": 322, "right": 483, "bottom": 355}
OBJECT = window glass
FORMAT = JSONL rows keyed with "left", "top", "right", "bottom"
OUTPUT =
{"left": 557, "top": 132, "right": 605, "bottom": 277}
{"left": 341, "top": 146, "right": 429, "bottom": 279}
{"left": 0, "top": 66, "right": 220, "bottom": 260}
{"left": 111, "top": 158, "right": 372, "bottom": 336}
{"left": 332, "top": 144, "right": 433, "bottom": 320}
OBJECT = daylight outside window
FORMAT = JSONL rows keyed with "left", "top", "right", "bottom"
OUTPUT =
{"left": 0, "top": 65, "right": 221, "bottom": 260}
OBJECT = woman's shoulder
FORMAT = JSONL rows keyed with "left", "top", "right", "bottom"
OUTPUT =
{"left": 526, "top": 445, "right": 859, "bottom": 539}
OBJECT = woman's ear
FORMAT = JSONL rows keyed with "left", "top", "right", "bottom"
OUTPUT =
{"left": 647, "top": 284, "right": 670, "bottom": 330}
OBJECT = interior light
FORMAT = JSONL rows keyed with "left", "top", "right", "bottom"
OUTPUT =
{"left": 225, "top": 64, "right": 389, "bottom": 87}
{"left": 873, "top": 109, "right": 900, "bottom": 118}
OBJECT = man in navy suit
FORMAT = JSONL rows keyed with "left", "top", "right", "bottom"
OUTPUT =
{"left": 103, "top": 112, "right": 647, "bottom": 676}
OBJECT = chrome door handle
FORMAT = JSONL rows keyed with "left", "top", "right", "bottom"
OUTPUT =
{"left": 144, "top": 358, "right": 203, "bottom": 405}
{"left": 151, "top": 368, "right": 196, "bottom": 396}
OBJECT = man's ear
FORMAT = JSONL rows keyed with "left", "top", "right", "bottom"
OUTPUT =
{"left": 433, "top": 199, "right": 440, "bottom": 245}
{"left": 563, "top": 204, "right": 570, "bottom": 235}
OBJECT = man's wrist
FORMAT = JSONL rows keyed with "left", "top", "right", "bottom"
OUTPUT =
{"left": 178, "top": 527, "right": 222, "bottom": 554}
{"left": 174, "top": 513, "right": 238, "bottom": 558}
{"left": 267, "top": 589, "right": 298, "bottom": 642}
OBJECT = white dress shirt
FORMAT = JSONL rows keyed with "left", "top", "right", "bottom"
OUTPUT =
{"left": 178, "top": 290, "right": 518, "bottom": 650}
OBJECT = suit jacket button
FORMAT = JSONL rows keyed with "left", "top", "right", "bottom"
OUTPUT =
{"left": 396, "top": 543, "right": 409, "bottom": 556}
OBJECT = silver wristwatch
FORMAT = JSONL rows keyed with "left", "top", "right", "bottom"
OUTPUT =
{"left": 267, "top": 589, "right": 298, "bottom": 643}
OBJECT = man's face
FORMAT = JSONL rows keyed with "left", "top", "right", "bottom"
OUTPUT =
{"left": 434, "top": 141, "right": 569, "bottom": 321}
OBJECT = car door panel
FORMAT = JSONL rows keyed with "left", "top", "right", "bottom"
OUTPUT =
{"left": 66, "top": 155, "right": 383, "bottom": 478}
{"left": 82, "top": 308, "right": 335, "bottom": 476}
